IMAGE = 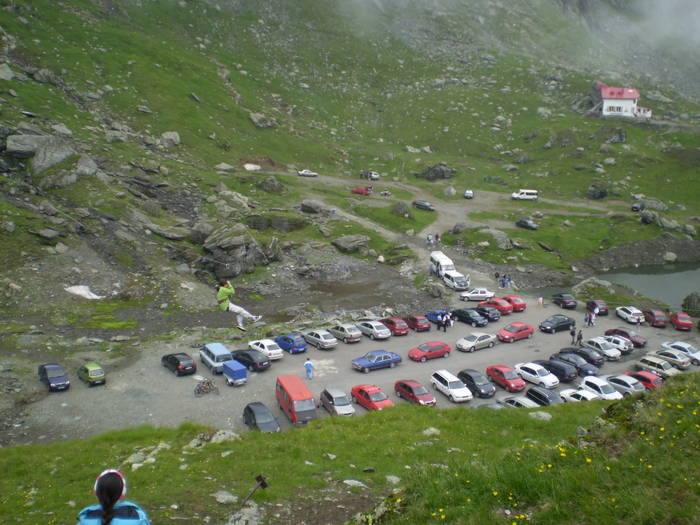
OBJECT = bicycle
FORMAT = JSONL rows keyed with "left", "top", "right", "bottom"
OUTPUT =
{"left": 194, "top": 378, "right": 220, "bottom": 397}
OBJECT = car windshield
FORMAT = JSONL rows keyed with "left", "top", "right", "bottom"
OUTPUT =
{"left": 653, "top": 378, "right": 663, "bottom": 385}
{"left": 46, "top": 367, "right": 64, "bottom": 378}
{"left": 333, "top": 395, "right": 351, "bottom": 406}
{"left": 253, "top": 410, "right": 274, "bottom": 424}
{"left": 465, "top": 335, "right": 478, "bottom": 342}
{"left": 293, "top": 399, "right": 316, "bottom": 411}
{"left": 599, "top": 342, "right": 615, "bottom": 351}
{"left": 365, "top": 353, "right": 378, "bottom": 362}
{"left": 369, "top": 391, "right": 388, "bottom": 402}
{"left": 418, "top": 344, "right": 435, "bottom": 351}
{"left": 89, "top": 369, "right": 104, "bottom": 377}
{"left": 394, "top": 321, "right": 408, "bottom": 328}
{"left": 678, "top": 314, "right": 690, "bottom": 320}
{"left": 600, "top": 383, "right": 615, "bottom": 394}
{"left": 413, "top": 385, "right": 429, "bottom": 395}
{"left": 268, "top": 343, "right": 281, "bottom": 351}
{"left": 473, "top": 376, "right": 489, "bottom": 386}
{"left": 322, "top": 334, "right": 334, "bottom": 340}
{"left": 503, "top": 371, "right": 518, "bottom": 380}
{"left": 535, "top": 368, "right": 548, "bottom": 377}
{"left": 504, "top": 325, "right": 518, "bottom": 333}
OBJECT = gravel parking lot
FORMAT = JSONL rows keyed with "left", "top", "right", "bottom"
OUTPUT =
{"left": 11, "top": 297, "right": 700, "bottom": 446}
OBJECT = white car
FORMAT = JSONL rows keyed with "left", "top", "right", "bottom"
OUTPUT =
{"left": 248, "top": 339, "right": 284, "bottom": 360}
{"left": 430, "top": 369, "right": 473, "bottom": 403}
{"left": 601, "top": 374, "right": 645, "bottom": 397}
{"left": 602, "top": 335, "right": 634, "bottom": 355}
{"left": 583, "top": 337, "right": 622, "bottom": 361}
{"left": 514, "top": 362, "right": 559, "bottom": 389}
{"left": 355, "top": 320, "right": 391, "bottom": 340}
{"left": 579, "top": 377, "right": 623, "bottom": 400}
{"left": 442, "top": 270, "right": 470, "bottom": 291}
{"left": 661, "top": 341, "right": 700, "bottom": 366}
{"left": 303, "top": 329, "right": 338, "bottom": 350}
{"left": 297, "top": 169, "right": 319, "bottom": 177}
{"left": 560, "top": 388, "right": 602, "bottom": 402}
{"left": 463, "top": 189, "right": 474, "bottom": 199}
{"left": 616, "top": 306, "right": 645, "bottom": 324}
{"left": 455, "top": 332, "right": 497, "bottom": 352}
{"left": 459, "top": 288, "right": 495, "bottom": 302}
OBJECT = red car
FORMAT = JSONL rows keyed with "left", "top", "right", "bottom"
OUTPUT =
{"left": 604, "top": 327, "right": 647, "bottom": 348}
{"left": 479, "top": 298, "right": 513, "bottom": 315}
{"left": 351, "top": 186, "right": 373, "bottom": 196}
{"left": 394, "top": 379, "right": 437, "bottom": 406}
{"left": 642, "top": 309, "right": 668, "bottom": 328}
{"left": 486, "top": 365, "right": 526, "bottom": 392}
{"left": 408, "top": 341, "right": 451, "bottom": 362}
{"left": 623, "top": 371, "right": 663, "bottom": 390}
{"left": 497, "top": 322, "right": 534, "bottom": 343}
{"left": 502, "top": 295, "right": 526, "bottom": 312}
{"left": 380, "top": 317, "right": 410, "bottom": 336}
{"left": 351, "top": 384, "right": 394, "bottom": 411}
{"left": 669, "top": 312, "right": 693, "bottom": 331}
{"left": 404, "top": 314, "right": 431, "bottom": 332}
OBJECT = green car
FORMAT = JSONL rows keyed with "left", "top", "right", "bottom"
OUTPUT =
{"left": 77, "top": 362, "right": 106, "bottom": 386}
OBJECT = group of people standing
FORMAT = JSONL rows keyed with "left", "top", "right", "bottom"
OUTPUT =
{"left": 569, "top": 326, "right": 584, "bottom": 346}
{"left": 426, "top": 233, "right": 441, "bottom": 247}
{"left": 495, "top": 272, "right": 513, "bottom": 288}
{"left": 435, "top": 311, "right": 454, "bottom": 332}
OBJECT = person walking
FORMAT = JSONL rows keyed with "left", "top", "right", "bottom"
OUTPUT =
{"left": 590, "top": 311, "right": 596, "bottom": 326}
{"left": 538, "top": 296, "right": 544, "bottom": 308}
{"left": 576, "top": 330, "right": 583, "bottom": 346}
{"left": 77, "top": 469, "right": 151, "bottom": 524}
{"left": 426, "top": 234, "right": 433, "bottom": 247}
{"left": 434, "top": 233, "right": 440, "bottom": 245}
{"left": 570, "top": 326, "right": 576, "bottom": 345}
{"left": 304, "top": 358, "right": 315, "bottom": 380}
{"left": 217, "top": 279, "right": 261, "bottom": 331}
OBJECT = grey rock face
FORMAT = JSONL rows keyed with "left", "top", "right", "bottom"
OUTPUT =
{"left": 32, "top": 137, "right": 76, "bottom": 174}
{"left": 332, "top": 234, "right": 369, "bottom": 253}
{"left": 249, "top": 112, "right": 276, "bottom": 128}
{"left": 257, "top": 175, "right": 285, "bottom": 194}
{"left": 416, "top": 162, "right": 455, "bottom": 181}
{"left": 160, "top": 131, "right": 181, "bottom": 148}
{"left": 76, "top": 155, "right": 98, "bottom": 176}
{"left": 300, "top": 199, "right": 327, "bottom": 214}
{"left": 5, "top": 134, "right": 48, "bottom": 158}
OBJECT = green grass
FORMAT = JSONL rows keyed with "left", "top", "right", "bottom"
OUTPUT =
{"left": 353, "top": 201, "right": 437, "bottom": 234}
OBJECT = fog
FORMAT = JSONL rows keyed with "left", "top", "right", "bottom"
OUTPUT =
{"left": 634, "top": 0, "right": 700, "bottom": 49}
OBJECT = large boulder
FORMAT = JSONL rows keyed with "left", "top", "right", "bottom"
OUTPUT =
{"left": 586, "top": 183, "right": 608, "bottom": 200}
{"left": 301, "top": 199, "right": 327, "bottom": 214}
{"left": 682, "top": 292, "right": 700, "bottom": 316}
{"left": 76, "top": 155, "right": 98, "bottom": 176}
{"left": 257, "top": 175, "right": 285, "bottom": 194}
{"left": 391, "top": 201, "right": 412, "bottom": 218}
{"left": 249, "top": 112, "right": 277, "bottom": 129}
{"left": 332, "top": 235, "right": 369, "bottom": 253}
{"left": 31, "top": 137, "right": 76, "bottom": 174}
{"left": 481, "top": 228, "right": 512, "bottom": 250}
{"left": 203, "top": 224, "right": 248, "bottom": 251}
{"left": 416, "top": 162, "right": 455, "bottom": 181}
{"left": 160, "top": 131, "right": 180, "bottom": 148}
{"left": 5, "top": 134, "right": 48, "bottom": 158}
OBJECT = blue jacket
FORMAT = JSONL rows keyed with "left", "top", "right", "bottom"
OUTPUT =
{"left": 76, "top": 501, "right": 151, "bottom": 524}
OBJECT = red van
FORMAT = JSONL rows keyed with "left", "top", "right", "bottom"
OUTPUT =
{"left": 275, "top": 375, "right": 317, "bottom": 425}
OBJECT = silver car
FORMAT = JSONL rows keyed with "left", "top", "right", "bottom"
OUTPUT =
{"left": 328, "top": 323, "right": 363, "bottom": 344}
{"left": 583, "top": 337, "right": 621, "bottom": 361}
{"left": 652, "top": 348, "right": 691, "bottom": 370}
{"left": 602, "top": 335, "right": 634, "bottom": 355}
{"left": 601, "top": 374, "right": 645, "bottom": 397}
{"left": 455, "top": 332, "right": 497, "bottom": 353}
{"left": 318, "top": 388, "right": 355, "bottom": 416}
{"left": 355, "top": 320, "right": 391, "bottom": 340}
{"left": 303, "top": 329, "right": 338, "bottom": 350}
{"left": 660, "top": 341, "right": 700, "bottom": 366}
{"left": 503, "top": 396, "right": 539, "bottom": 408}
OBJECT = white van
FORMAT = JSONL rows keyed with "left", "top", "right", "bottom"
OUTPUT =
{"left": 430, "top": 370, "right": 473, "bottom": 403}
{"left": 511, "top": 189, "right": 539, "bottom": 200}
{"left": 429, "top": 251, "right": 455, "bottom": 277}
{"left": 442, "top": 270, "right": 471, "bottom": 291}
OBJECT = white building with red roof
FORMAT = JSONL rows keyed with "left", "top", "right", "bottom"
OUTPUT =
{"left": 595, "top": 82, "right": 652, "bottom": 118}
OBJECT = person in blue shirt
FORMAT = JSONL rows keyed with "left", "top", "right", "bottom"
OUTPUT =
{"left": 76, "top": 469, "right": 151, "bottom": 525}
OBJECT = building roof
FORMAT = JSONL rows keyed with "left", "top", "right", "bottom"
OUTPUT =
{"left": 600, "top": 86, "right": 640, "bottom": 100}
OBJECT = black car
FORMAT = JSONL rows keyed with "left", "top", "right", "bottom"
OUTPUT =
{"left": 412, "top": 200, "right": 436, "bottom": 211}
{"left": 532, "top": 359, "right": 577, "bottom": 383}
{"left": 457, "top": 369, "right": 496, "bottom": 398}
{"left": 161, "top": 353, "right": 197, "bottom": 376}
{"left": 475, "top": 305, "right": 501, "bottom": 322}
{"left": 525, "top": 386, "right": 563, "bottom": 407}
{"left": 450, "top": 308, "right": 488, "bottom": 327}
{"left": 551, "top": 293, "right": 577, "bottom": 309}
{"left": 539, "top": 314, "right": 576, "bottom": 334}
{"left": 38, "top": 363, "right": 71, "bottom": 392}
{"left": 559, "top": 346, "right": 604, "bottom": 367}
{"left": 242, "top": 402, "right": 280, "bottom": 432}
{"left": 515, "top": 218, "right": 538, "bottom": 230}
{"left": 549, "top": 353, "right": 598, "bottom": 376}
{"left": 232, "top": 349, "right": 271, "bottom": 372}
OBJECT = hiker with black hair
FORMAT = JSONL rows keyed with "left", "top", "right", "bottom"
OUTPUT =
{"left": 217, "top": 279, "right": 261, "bottom": 332}
{"left": 76, "top": 469, "right": 151, "bottom": 524}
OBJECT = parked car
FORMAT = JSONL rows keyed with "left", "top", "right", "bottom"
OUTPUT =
{"left": 583, "top": 337, "right": 622, "bottom": 361}
{"left": 430, "top": 369, "right": 473, "bottom": 402}
{"left": 552, "top": 293, "right": 577, "bottom": 309}
{"left": 512, "top": 189, "right": 539, "bottom": 200}
{"left": 660, "top": 341, "right": 700, "bottom": 366}
{"left": 303, "top": 329, "right": 339, "bottom": 349}
{"left": 242, "top": 402, "right": 280, "bottom": 432}
{"left": 532, "top": 359, "right": 577, "bottom": 383}
{"left": 515, "top": 218, "right": 538, "bottom": 230}
{"left": 475, "top": 305, "right": 501, "bottom": 322}
{"left": 486, "top": 365, "right": 526, "bottom": 392}
{"left": 318, "top": 388, "right": 355, "bottom": 416}
{"left": 450, "top": 308, "right": 488, "bottom": 327}
{"left": 497, "top": 322, "right": 534, "bottom": 343}
{"left": 652, "top": 348, "right": 691, "bottom": 369}
{"left": 455, "top": 332, "right": 497, "bottom": 352}
{"left": 616, "top": 306, "right": 645, "bottom": 324}
{"left": 479, "top": 298, "right": 513, "bottom": 314}
{"left": 380, "top": 317, "right": 410, "bottom": 336}
{"left": 539, "top": 314, "right": 575, "bottom": 334}
{"left": 425, "top": 309, "right": 451, "bottom": 324}
{"left": 409, "top": 341, "right": 451, "bottom": 362}
{"left": 275, "top": 333, "right": 308, "bottom": 354}
{"left": 601, "top": 335, "right": 634, "bottom": 355}
{"left": 297, "top": 169, "right": 319, "bottom": 177}
{"left": 560, "top": 388, "right": 601, "bottom": 402}
{"left": 161, "top": 353, "right": 196, "bottom": 376}
{"left": 514, "top": 362, "right": 560, "bottom": 389}
{"left": 231, "top": 349, "right": 271, "bottom": 372}
{"left": 643, "top": 309, "right": 668, "bottom": 328}
{"left": 604, "top": 327, "right": 647, "bottom": 348}
{"left": 248, "top": 339, "right": 284, "bottom": 361}
{"left": 404, "top": 314, "right": 431, "bottom": 332}
{"left": 549, "top": 353, "right": 598, "bottom": 376}
{"left": 463, "top": 189, "right": 474, "bottom": 199}
{"left": 442, "top": 270, "right": 471, "bottom": 291}
{"left": 635, "top": 355, "right": 681, "bottom": 379}
{"left": 356, "top": 320, "right": 392, "bottom": 340}
{"left": 351, "top": 186, "right": 373, "bottom": 195}
{"left": 586, "top": 299, "right": 609, "bottom": 316}
{"left": 199, "top": 342, "right": 233, "bottom": 374}
{"left": 559, "top": 346, "right": 605, "bottom": 367}
{"left": 412, "top": 199, "right": 436, "bottom": 211}
{"left": 460, "top": 287, "right": 495, "bottom": 301}
{"left": 352, "top": 350, "right": 402, "bottom": 373}
{"left": 623, "top": 370, "right": 664, "bottom": 390}
{"left": 394, "top": 379, "right": 437, "bottom": 406}
{"left": 38, "top": 363, "right": 70, "bottom": 392}
{"left": 669, "top": 312, "right": 693, "bottom": 331}
{"left": 502, "top": 295, "right": 526, "bottom": 312}
{"left": 503, "top": 396, "right": 539, "bottom": 408}
{"left": 327, "top": 324, "right": 362, "bottom": 344}
{"left": 580, "top": 376, "right": 623, "bottom": 400}
{"left": 601, "top": 374, "right": 645, "bottom": 397}
{"left": 352, "top": 384, "right": 394, "bottom": 411}
{"left": 77, "top": 362, "right": 106, "bottom": 386}
{"left": 525, "top": 386, "right": 564, "bottom": 406}
{"left": 457, "top": 369, "right": 496, "bottom": 398}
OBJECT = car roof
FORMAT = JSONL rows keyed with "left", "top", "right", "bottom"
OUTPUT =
{"left": 83, "top": 362, "right": 103, "bottom": 369}
{"left": 507, "top": 321, "right": 528, "bottom": 328}
{"left": 489, "top": 364, "right": 513, "bottom": 372}
{"left": 355, "top": 384, "right": 381, "bottom": 393}
{"left": 246, "top": 401, "right": 271, "bottom": 414}
{"left": 397, "top": 379, "right": 423, "bottom": 387}
{"left": 323, "top": 387, "right": 347, "bottom": 397}
{"left": 583, "top": 376, "right": 607, "bottom": 385}
{"left": 381, "top": 317, "right": 404, "bottom": 322}
{"left": 458, "top": 369, "right": 481, "bottom": 378}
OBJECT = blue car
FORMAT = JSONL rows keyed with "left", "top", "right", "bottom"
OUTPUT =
{"left": 425, "top": 309, "right": 450, "bottom": 324}
{"left": 352, "top": 350, "right": 402, "bottom": 373}
{"left": 275, "top": 334, "right": 308, "bottom": 354}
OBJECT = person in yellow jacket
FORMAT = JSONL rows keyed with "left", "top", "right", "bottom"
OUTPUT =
{"left": 217, "top": 279, "right": 261, "bottom": 331}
